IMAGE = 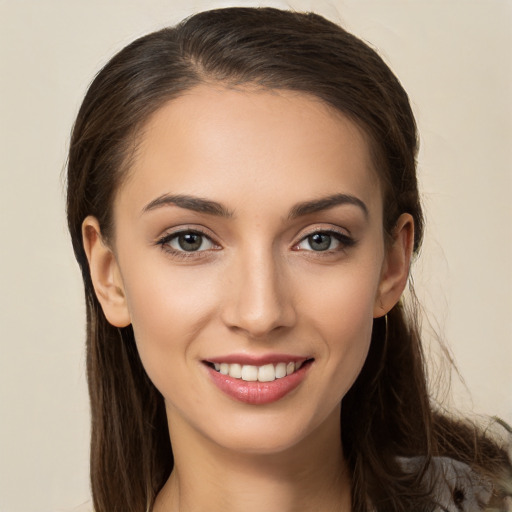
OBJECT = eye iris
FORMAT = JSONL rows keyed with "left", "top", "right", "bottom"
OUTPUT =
{"left": 308, "top": 233, "right": 331, "bottom": 251}
{"left": 178, "top": 233, "right": 202, "bottom": 251}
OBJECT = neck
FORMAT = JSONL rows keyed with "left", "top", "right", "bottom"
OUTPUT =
{"left": 153, "top": 405, "right": 351, "bottom": 512}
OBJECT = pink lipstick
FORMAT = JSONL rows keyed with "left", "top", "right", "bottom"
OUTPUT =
{"left": 203, "top": 355, "right": 313, "bottom": 405}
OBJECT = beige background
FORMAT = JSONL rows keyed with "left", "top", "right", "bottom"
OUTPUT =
{"left": 0, "top": 1, "right": 510, "bottom": 510}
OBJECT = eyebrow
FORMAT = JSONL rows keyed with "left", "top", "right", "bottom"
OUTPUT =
{"left": 141, "top": 192, "right": 368, "bottom": 219}
{"left": 141, "top": 194, "right": 233, "bottom": 217}
{"left": 288, "top": 193, "right": 368, "bottom": 219}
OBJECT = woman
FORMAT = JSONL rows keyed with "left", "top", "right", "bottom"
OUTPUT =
{"left": 66, "top": 7, "right": 511, "bottom": 512}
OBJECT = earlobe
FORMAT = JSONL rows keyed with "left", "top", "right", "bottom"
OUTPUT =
{"left": 82, "top": 216, "right": 131, "bottom": 327}
{"left": 374, "top": 213, "right": 414, "bottom": 318}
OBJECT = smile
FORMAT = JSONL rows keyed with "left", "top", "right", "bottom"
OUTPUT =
{"left": 204, "top": 357, "right": 314, "bottom": 405}
{"left": 210, "top": 361, "right": 306, "bottom": 382}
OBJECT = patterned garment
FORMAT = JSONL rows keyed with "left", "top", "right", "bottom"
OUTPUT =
{"left": 397, "top": 456, "right": 512, "bottom": 512}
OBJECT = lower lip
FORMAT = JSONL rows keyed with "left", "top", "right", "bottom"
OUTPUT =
{"left": 205, "top": 362, "right": 311, "bottom": 405}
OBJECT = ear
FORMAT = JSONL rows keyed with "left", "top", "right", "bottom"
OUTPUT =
{"left": 82, "top": 216, "right": 131, "bottom": 327}
{"left": 373, "top": 213, "right": 414, "bottom": 318}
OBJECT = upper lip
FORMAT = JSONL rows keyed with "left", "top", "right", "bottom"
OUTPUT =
{"left": 204, "top": 353, "right": 312, "bottom": 366}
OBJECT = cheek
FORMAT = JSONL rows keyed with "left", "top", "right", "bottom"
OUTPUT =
{"left": 300, "top": 260, "right": 381, "bottom": 390}
{"left": 302, "top": 254, "right": 382, "bottom": 330}
{"left": 320, "top": 287, "right": 374, "bottom": 365}
{"left": 120, "top": 261, "right": 220, "bottom": 390}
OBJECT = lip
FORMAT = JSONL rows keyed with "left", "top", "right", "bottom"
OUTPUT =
{"left": 205, "top": 353, "right": 309, "bottom": 366}
{"left": 204, "top": 357, "right": 313, "bottom": 405}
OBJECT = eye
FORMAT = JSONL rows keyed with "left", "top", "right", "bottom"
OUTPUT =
{"left": 158, "top": 230, "right": 217, "bottom": 253}
{"left": 295, "top": 230, "right": 354, "bottom": 252}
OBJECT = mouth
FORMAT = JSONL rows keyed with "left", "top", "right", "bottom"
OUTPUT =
{"left": 203, "top": 357, "right": 314, "bottom": 405}
{"left": 204, "top": 359, "right": 313, "bottom": 383}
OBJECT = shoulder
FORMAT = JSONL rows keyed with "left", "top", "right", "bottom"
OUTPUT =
{"left": 397, "top": 445, "right": 512, "bottom": 512}
{"left": 397, "top": 456, "right": 493, "bottom": 511}
{"left": 395, "top": 418, "right": 512, "bottom": 511}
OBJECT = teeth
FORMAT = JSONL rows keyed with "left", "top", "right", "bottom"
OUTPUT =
{"left": 241, "top": 365, "right": 258, "bottom": 381}
{"left": 258, "top": 364, "right": 275, "bottom": 382}
{"left": 275, "top": 362, "right": 287, "bottom": 379}
{"left": 228, "top": 363, "right": 242, "bottom": 379}
{"left": 212, "top": 361, "right": 306, "bottom": 382}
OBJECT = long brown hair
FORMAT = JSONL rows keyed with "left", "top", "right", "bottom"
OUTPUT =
{"left": 66, "top": 8, "right": 510, "bottom": 512}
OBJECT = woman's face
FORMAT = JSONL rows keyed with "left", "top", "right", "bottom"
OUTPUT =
{"left": 85, "top": 85, "right": 412, "bottom": 454}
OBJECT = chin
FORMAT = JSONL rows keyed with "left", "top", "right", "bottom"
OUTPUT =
{"left": 199, "top": 403, "right": 341, "bottom": 457}
{"left": 211, "top": 427, "right": 311, "bottom": 456}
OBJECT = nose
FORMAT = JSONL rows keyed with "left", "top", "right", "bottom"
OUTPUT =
{"left": 220, "top": 247, "right": 297, "bottom": 339}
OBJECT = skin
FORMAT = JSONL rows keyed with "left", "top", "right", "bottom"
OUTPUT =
{"left": 83, "top": 85, "right": 414, "bottom": 512}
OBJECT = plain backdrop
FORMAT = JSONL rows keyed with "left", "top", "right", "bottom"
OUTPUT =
{"left": 0, "top": 1, "right": 510, "bottom": 511}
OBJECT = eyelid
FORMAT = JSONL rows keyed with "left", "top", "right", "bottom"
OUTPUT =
{"left": 294, "top": 224, "right": 351, "bottom": 242}
{"left": 155, "top": 226, "right": 221, "bottom": 256}
{"left": 292, "top": 225, "right": 356, "bottom": 252}
{"left": 168, "top": 232, "right": 216, "bottom": 252}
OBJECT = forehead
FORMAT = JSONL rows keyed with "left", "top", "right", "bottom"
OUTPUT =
{"left": 116, "top": 85, "right": 381, "bottom": 219}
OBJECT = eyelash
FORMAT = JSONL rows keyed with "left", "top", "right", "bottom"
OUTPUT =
{"left": 156, "top": 228, "right": 219, "bottom": 260}
{"left": 293, "top": 228, "right": 356, "bottom": 254}
{"left": 156, "top": 227, "right": 356, "bottom": 260}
